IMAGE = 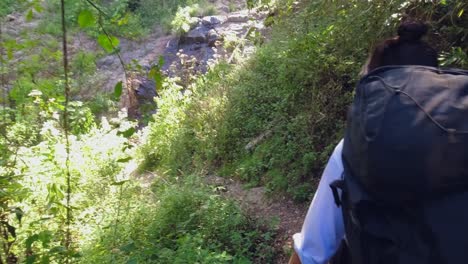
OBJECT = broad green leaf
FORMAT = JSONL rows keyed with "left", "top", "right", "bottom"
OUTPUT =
{"left": 7, "top": 48, "right": 14, "bottom": 60}
{"left": 458, "top": 9, "right": 464, "bottom": 18}
{"left": 118, "top": 13, "right": 130, "bottom": 26}
{"left": 111, "top": 180, "right": 129, "bottom": 186}
{"left": 246, "top": 0, "right": 254, "bottom": 9}
{"left": 38, "top": 230, "right": 52, "bottom": 247}
{"left": 114, "top": 81, "right": 123, "bottom": 100}
{"left": 117, "top": 157, "right": 132, "bottom": 163}
{"left": 26, "top": 9, "right": 34, "bottom": 21}
{"left": 118, "top": 127, "right": 136, "bottom": 138}
{"left": 97, "top": 34, "right": 120, "bottom": 53}
{"left": 14, "top": 207, "right": 23, "bottom": 224}
{"left": 149, "top": 66, "right": 163, "bottom": 92}
{"left": 122, "top": 142, "right": 134, "bottom": 151}
{"left": 158, "top": 56, "right": 165, "bottom": 67}
{"left": 78, "top": 9, "right": 96, "bottom": 28}
{"left": 33, "top": 3, "right": 43, "bottom": 13}
{"left": 26, "top": 234, "right": 40, "bottom": 250}
{"left": 4, "top": 39, "right": 18, "bottom": 60}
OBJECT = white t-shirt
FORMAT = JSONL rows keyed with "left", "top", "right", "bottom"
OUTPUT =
{"left": 293, "top": 140, "right": 345, "bottom": 264}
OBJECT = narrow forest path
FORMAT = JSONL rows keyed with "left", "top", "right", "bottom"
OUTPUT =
{"left": 204, "top": 175, "right": 309, "bottom": 263}
{"left": 83, "top": 2, "right": 305, "bottom": 261}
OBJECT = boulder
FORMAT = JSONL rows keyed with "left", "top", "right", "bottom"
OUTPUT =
{"left": 181, "top": 27, "right": 207, "bottom": 44}
{"left": 6, "top": 15, "right": 16, "bottom": 22}
{"left": 191, "top": 43, "right": 204, "bottom": 51}
{"left": 97, "top": 56, "right": 119, "bottom": 69}
{"left": 135, "top": 77, "right": 157, "bottom": 101}
{"left": 207, "top": 29, "right": 222, "bottom": 47}
{"left": 201, "top": 16, "right": 225, "bottom": 26}
{"left": 224, "top": 24, "right": 245, "bottom": 35}
{"left": 219, "top": 6, "right": 230, "bottom": 14}
{"left": 227, "top": 13, "right": 249, "bottom": 23}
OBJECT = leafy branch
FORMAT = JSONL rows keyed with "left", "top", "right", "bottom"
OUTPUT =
{"left": 80, "top": 0, "right": 128, "bottom": 96}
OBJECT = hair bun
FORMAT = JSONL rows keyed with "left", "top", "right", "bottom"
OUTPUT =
{"left": 397, "top": 21, "right": 428, "bottom": 41}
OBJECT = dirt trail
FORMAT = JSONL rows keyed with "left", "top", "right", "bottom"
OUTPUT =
{"left": 204, "top": 175, "right": 309, "bottom": 263}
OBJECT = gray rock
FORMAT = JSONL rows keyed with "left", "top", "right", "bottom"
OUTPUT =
{"left": 6, "top": 15, "right": 16, "bottom": 22}
{"left": 219, "top": 6, "right": 230, "bottom": 14}
{"left": 14, "top": 51, "right": 24, "bottom": 58}
{"left": 191, "top": 43, "right": 204, "bottom": 51}
{"left": 135, "top": 77, "right": 157, "bottom": 100}
{"left": 182, "top": 27, "right": 207, "bottom": 44}
{"left": 5, "top": 28, "right": 17, "bottom": 36}
{"left": 97, "top": 56, "right": 118, "bottom": 68}
{"left": 227, "top": 13, "right": 249, "bottom": 23}
{"left": 226, "top": 24, "right": 245, "bottom": 35}
{"left": 207, "top": 29, "right": 222, "bottom": 47}
{"left": 201, "top": 16, "right": 224, "bottom": 26}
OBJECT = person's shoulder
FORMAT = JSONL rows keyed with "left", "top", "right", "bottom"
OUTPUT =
{"left": 335, "top": 139, "right": 344, "bottom": 154}
{"left": 330, "top": 139, "right": 344, "bottom": 171}
{"left": 331, "top": 139, "right": 343, "bottom": 160}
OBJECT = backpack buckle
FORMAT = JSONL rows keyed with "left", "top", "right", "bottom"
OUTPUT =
{"left": 330, "top": 180, "right": 345, "bottom": 207}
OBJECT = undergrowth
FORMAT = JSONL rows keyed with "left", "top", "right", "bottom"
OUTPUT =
{"left": 81, "top": 177, "right": 277, "bottom": 263}
{"left": 1, "top": 0, "right": 466, "bottom": 262}
{"left": 139, "top": 0, "right": 468, "bottom": 201}
{"left": 1, "top": 1, "right": 279, "bottom": 262}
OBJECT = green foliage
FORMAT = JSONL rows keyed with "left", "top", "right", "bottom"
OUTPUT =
{"left": 137, "top": 77, "right": 191, "bottom": 172}
{"left": 2, "top": 113, "right": 137, "bottom": 262}
{"left": 80, "top": 178, "right": 277, "bottom": 263}
{"left": 0, "top": 0, "right": 16, "bottom": 17}
{"left": 71, "top": 51, "right": 97, "bottom": 76}
{"left": 77, "top": 9, "right": 96, "bottom": 28}
{"left": 140, "top": 0, "right": 468, "bottom": 202}
{"left": 246, "top": 0, "right": 272, "bottom": 10}
{"left": 97, "top": 34, "right": 120, "bottom": 53}
{"left": 86, "top": 93, "right": 118, "bottom": 117}
{"left": 68, "top": 101, "right": 96, "bottom": 135}
{"left": 136, "top": 0, "right": 214, "bottom": 32}
{"left": 171, "top": 5, "right": 200, "bottom": 34}
{"left": 440, "top": 47, "right": 468, "bottom": 68}
{"left": 2, "top": 0, "right": 467, "bottom": 263}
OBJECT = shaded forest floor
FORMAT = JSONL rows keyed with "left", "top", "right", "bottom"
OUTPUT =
{"left": 135, "top": 170, "right": 310, "bottom": 262}
{"left": 204, "top": 175, "right": 310, "bottom": 263}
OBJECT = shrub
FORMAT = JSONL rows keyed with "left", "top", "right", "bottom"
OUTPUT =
{"left": 0, "top": 0, "right": 17, "bottom": 17}
{"left": 171, "top": 5, "right": 200, "bottom": 34}
{"left": 139, "top": 0, "right": 468, "bottom": 201}
{"left": 80, "top": 178, "right": 277, "bottom": 263}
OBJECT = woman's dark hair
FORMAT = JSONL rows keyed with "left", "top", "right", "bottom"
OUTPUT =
{"left": 363, "top": 20, "right": 438, "bottom": 75}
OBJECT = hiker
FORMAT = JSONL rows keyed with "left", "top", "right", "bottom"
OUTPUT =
{"left": 290, "top": 20, "right": 468, "bottom": 264}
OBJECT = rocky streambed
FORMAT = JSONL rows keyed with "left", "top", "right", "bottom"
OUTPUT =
{"left": 98, "top": 8, "right": 269, "bottom": 119}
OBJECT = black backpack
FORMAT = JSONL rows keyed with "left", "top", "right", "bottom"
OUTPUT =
{"left": 330, "top": 66, "right": 468, "bottom": 264}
